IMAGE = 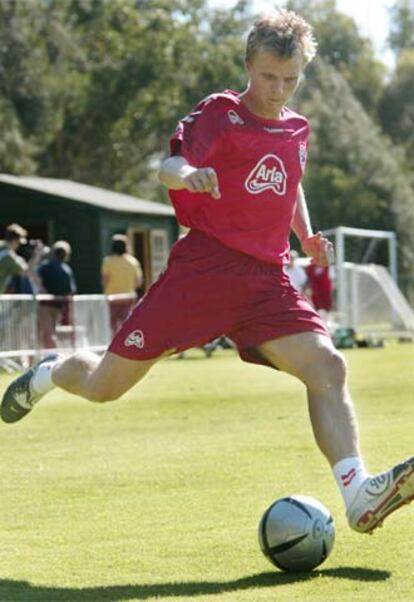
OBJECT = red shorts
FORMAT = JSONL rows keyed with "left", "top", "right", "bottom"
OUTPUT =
{"left": 109, "top": 230, "right": 329, "bottom": 367}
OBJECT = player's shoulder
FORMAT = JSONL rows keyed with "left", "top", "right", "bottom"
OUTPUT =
{"left": 188, "top": 90, "right": 243, "bottom": 124}
{"left": 282, "top": 106, "right": 310, "bottom": 131}
{"left": 199, "top": 89, "right": 241, "bottom": 109}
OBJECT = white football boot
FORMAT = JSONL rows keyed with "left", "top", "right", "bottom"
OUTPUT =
{"left": 347, "top": 457, "right": 414, "bottom": 533}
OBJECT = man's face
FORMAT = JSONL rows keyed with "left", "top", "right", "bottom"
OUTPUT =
{"left": 246, "top": 49, "right": 304, "bottom": 116}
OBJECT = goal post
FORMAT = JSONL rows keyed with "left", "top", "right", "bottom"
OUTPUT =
{"left": 322, "top": 226, "right": 398, "bottom": 326}
{"left": 320, "top": 226, "right": 414, "bottom": 337}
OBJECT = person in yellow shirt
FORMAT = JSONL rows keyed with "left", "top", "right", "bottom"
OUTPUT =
{"left": 101, "top": 234, "right": 143, "bottom": 334}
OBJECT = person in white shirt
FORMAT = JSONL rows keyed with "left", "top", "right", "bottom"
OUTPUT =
{"left": 285, "top": 249, "right": 308, "bottom": 293}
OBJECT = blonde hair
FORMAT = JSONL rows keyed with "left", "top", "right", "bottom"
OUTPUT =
{"left": 246, "top": 9, "right": 317, "bottom": 65}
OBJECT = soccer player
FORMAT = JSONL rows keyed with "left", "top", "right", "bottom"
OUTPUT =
{"left": 1, "top": 10, "right": 413, "bottom": 535}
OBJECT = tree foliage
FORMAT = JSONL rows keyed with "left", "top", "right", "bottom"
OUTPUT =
{"left": 38, "top": 0, "right": 248, "bottom": 199}
{"left": 0, "top": 0, "right": 51, "bottom": 172}
{"left": 379, "top": 50, "right": 414, "bottom": 174}
{"left": 388, "top": 0, "right": 414, "bottom": 52}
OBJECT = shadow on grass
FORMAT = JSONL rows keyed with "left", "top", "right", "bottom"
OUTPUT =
{"left": 0, "top": 567, "right": 391, "bottom": 601}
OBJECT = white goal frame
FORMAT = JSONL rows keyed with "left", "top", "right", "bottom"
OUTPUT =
{"left": 322, "top": 226, "right": 399, "bottom": 330}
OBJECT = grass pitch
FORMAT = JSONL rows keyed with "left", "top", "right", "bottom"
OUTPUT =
{"left": 0, "top": 343, "right": 413, "bottom": 601}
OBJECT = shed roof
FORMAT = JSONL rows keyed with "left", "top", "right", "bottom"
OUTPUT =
{"left": 0, "top": 174, "right": 175, "bottom": 217}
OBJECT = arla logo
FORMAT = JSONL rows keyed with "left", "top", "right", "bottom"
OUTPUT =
{"left": 124, "top": 329, "right": 145, "bottom": 349}
{"left": 245, "top": 154, "right": 287, "bottom": 196}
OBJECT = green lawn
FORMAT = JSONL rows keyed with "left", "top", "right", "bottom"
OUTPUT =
{"left": 0, "top": 344, "right": 413, "bottom": 602}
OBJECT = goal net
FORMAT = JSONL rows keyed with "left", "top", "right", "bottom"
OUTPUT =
{"left": 342, "top": 262, "right": 414, "bottom": 336}
{"left": 322, "top": 226, "right": 414, "bottom": 338}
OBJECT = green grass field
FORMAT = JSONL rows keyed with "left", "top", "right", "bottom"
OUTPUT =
{"left": 0, "top": 344, "right": 413, "bottom": 602}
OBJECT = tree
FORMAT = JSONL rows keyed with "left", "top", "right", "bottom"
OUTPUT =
{"left": 388, "top": 0, "right": 414, "bottom": 53}
{"left": 0, "top": 0, "right": 83, "bottom": 173}
{"left": 379, "top": 50, "right": 414, "bottom": 173}
{"left": 0, "top": 96, "right": 36, "bottom": 173}
{"left": 39, "top": 0, "right": 248, "bottom": 200}
{"left": 378, "top": 0, "right": 414, "bottom": 186}
{"left": 0, "top": 1, "right": 44, "bottom": 172}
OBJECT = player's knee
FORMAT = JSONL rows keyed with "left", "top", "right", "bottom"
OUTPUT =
{"left": 306, "top": 348, "right": 347, "bottom": 390}
{"left": 324, "top": 350, "right": 347, "bottom": 385}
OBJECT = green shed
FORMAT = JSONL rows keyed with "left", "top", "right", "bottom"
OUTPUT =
{"left": 0, "top": 174, "right": 178, "bottom": 293}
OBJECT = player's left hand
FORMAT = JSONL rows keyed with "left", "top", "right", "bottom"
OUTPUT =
{"left": 301, "top": 232, "right": 334, "bottom": 266}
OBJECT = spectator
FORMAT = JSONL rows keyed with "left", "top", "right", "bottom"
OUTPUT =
{"left": 37, "top": 241, "right": 77, "bottom": 349}
{"left": 101, "top": 234, "right": 143, "bottom": 334}
{"left": 7, "top": 239, "right": 47, "bottom": 294}
{"left": 0, "top": 224, "right": 31, "bottom": 293}
{"left": 285, "top": 249, "right": 308, "bottom": 293}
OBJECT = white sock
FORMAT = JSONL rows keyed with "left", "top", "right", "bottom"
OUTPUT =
{"left": 333, "top": 457, "right": 370, "bottom": 509}
{"left": 31, "top": 360, "right": 58, "bottom": 395}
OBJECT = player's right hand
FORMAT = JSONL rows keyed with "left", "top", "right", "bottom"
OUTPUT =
{"left": 182, "top": 167, "right": 221, "bottom": 199}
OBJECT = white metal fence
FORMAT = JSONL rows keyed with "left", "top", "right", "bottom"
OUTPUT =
{"left": 0, "top": 293, "right": 135, "bottom": 368}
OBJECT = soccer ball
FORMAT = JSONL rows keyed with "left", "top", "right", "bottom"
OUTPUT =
{"left": 258, "top": 495, "right": 335, "bottom": 572}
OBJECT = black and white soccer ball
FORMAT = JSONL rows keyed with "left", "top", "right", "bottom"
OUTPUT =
{"left": 258, "top": 495, "right": 335, "bottom": 572}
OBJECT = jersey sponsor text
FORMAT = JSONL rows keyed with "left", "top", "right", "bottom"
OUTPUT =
{"left": 245, "top": 154, "right": 287, "bottom": 196}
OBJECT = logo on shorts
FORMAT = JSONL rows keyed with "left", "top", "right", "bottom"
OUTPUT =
{"left": 299, "top": 141, "right": 307, "bottom": 172}
{"left": 245, "top": 154, "right": 287, "bottom": 195}
{"left": 124, "top": 329, "right": 145, "bottom": 349}
{"left": 227, "top": 110, "right": 244, "bottom": 125}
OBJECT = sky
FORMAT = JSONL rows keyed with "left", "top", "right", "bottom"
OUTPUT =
{"left": 208, "top": 0, "right": 396, "bottom": 68}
